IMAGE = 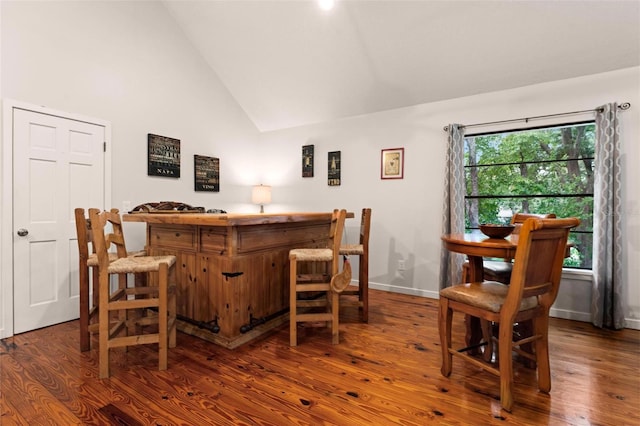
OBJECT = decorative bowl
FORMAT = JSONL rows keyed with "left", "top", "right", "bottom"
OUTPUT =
{"left": 479, "top": 224, "right": 515, "bottom": 239}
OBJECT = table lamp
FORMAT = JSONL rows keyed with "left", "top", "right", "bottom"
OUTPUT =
{"left": 252, "top": 184, "right": 271, "bottom": 213}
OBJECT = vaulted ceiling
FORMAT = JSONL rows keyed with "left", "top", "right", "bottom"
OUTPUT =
{"left": 164, "top": 0, "right": 640, "bottom": 132}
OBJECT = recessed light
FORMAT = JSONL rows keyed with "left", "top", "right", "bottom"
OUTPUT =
{"left": 318, "top": 0, "right": 335, "bottom": 11}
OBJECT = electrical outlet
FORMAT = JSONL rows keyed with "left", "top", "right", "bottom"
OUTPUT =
{"left": 398, "top": 260, "right": 405, "bottom": 271}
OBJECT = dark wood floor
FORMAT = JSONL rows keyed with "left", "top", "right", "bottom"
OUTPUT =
{"left": 1, "top": 289, "right": 639, "bottom": 425}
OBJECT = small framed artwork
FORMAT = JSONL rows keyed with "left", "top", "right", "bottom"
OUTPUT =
{"left": 194, "top": 155, "right": 220, "bottom": 192}
{"left": 148, "top": 133, "right": 180, "bottom": 178}
{"left": 381, "top": 148, "right": 404, "bottom": 179}
{"left": 328, "top": 151, "right": 341, "bottom": 186}
{"left": 302, "top": 144, "right": 314, "bottom": 177}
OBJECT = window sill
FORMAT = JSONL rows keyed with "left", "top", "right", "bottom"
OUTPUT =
{"left": 562, "top": 268, "right": 593, "bottom": 282}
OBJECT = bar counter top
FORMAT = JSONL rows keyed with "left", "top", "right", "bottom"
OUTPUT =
{"left": 123, "top": 212, "right": 340, "bottom": 226}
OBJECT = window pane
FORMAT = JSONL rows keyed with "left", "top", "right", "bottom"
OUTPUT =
{"left": 463, "top": 122, "right": 595, "bottom": 269}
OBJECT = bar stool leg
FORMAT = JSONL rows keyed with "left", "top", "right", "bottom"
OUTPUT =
{"left": 289, "top": 254, "right": 298, "bottom": 347}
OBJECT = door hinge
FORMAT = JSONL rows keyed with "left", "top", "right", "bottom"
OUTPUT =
{"left": 103, "top": 141, "right": 106, "bottom": 152}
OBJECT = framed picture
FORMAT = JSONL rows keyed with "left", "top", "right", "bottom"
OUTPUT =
{"left": 381, "top": 148, "right": 404, "bottom": 179}
{"left": 148, "top": 133, "right": 180, "bottom": 178}
{"left": 302, "top": 144, "right": 314, "bottom": 177}
{"left": 328, "top": 151, "right": 341, "bottom": 186}
{"left": 194, "top": 155, "right": 220, "bottom": 192}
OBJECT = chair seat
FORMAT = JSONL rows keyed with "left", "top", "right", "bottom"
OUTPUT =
{"left": 482, "top": 260, "right": 513, "bottom": 275}
{"left": 440, "top": 281, "right": 538, "bottom": 313}
{"left": 86, "top": 250, "right": 146, "bottom": 267}
{"left": 107, "top": 255, "right": 176, "bottom": 274}
{"left": 290, "top": 248, "right": 333, "bottom": 262}
{"left": 339, "top": 244, "right": 363, "bottom": 256}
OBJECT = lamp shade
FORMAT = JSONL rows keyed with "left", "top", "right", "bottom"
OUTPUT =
{"left": 252, "top": 185, "right": 272, "bottom": 206}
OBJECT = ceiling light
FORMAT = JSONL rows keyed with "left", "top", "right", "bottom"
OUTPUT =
{"left": 318, "top": 0, "right": 335, "bottom": 11}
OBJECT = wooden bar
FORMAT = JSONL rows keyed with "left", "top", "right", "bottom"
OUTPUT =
{"left": 123, "top": 212, "right": 337, "bottom": 348}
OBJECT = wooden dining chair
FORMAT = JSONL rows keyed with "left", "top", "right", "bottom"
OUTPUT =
{"left": 289, "top": 209, "right": 347, "bottom": 346}
{"left": 439, "top": 217, "right": 580, "bottom": 412}
{"left": 89, "top": 208, "right": 177, "bottom": 378}
{"left": 463, "top": 212, "right": 558, "bottom": 363}
{"left": 339, "top": 208, "right": 371, "bottom": 322}
{"left": 74, "top": 208, "right": 145, "bottom": 352}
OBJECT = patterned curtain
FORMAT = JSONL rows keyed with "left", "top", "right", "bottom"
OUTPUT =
{"left": 591, "top": 103, "right": 625, "bottom": 329}
{"left": 439, "top": 124, "right": 466, "bottom": 289}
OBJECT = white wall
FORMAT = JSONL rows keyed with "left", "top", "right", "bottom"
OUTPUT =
{"left": 2, "top": 1, "right": 638, "bottom": 330}
{"left": 0, "top": 1, "right": 260, "bottom": 336}
{"left": 1, "top": 0, "right": 262, "bottom": 241}
{"left": 258, "top": 67, "right": 640, "bottom": 328}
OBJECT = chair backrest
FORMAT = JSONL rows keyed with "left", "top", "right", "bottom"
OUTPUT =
{"left": 74, "top": 208, "right": 94, "bottom": 265}
{"left": 510, "top": 212, "right": 556, "bottom": 234}
{"left": 504, "top": 217, "right": 580, "bottom": 318}
{"left": 88, "top": 208, "right": 128, "bottom": 268}
{"left": 328, "top": 209, "right": 347, "bottom": 275}
{"left": 359, "top": 208, "right": 372, "bottom": 250}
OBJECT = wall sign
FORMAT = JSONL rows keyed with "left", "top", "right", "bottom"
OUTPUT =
{"left": 194, "top": 155, "right": 220, "bottom": 192}
{"left": 328, "top": 151, "right": 341, "bottom": 186}
{"left": 148, "top": 133, "right": 180, "bottom": 178}
{"left": 302, "top": 144, "right": 314, "bottom": 177}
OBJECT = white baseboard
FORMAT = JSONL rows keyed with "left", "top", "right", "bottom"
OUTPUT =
{"left": 368, "top": 283, "right": 640, "bottom": 330}
{"left": 622, "top": 318, "right": 640, "bottom": 330}
{"left": 370, "top": 283, "right": 439, "bottom": 299}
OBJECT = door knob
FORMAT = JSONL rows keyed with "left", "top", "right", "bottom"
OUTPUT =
{"left": 17, "top": 228, "right": 29, "bottom": 237}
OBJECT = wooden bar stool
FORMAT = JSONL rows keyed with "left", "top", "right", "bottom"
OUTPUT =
{"left": 339, "top": 208, "right": 371, "bottom": 322}
{"left": 289, "top": 209, "right": 347, "bottom": 346}
{"left": 74, "top": 208, "right": 146, "bottom": 352}
{"left": 89, "top": 208, "right": 177, "bottom": 378}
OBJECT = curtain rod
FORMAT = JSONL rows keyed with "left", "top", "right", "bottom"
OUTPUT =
{"left": 443, "top": 102, "right": 631, "bottom": 132}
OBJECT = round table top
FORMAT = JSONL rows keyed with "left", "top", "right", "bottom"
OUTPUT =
{"left": 441, "top": 232, "right": 518, "bottom": 259}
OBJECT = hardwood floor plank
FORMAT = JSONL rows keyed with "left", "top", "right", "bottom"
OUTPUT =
{"left": 1, "top": 290, "right": 638, "bottom": 425}
{"left": 0, "top": 349, "right": 81, "bottom": 424}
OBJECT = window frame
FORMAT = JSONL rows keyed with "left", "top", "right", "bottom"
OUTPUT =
{"left": 463, "top": 120, "right": 595, "bottom": 270}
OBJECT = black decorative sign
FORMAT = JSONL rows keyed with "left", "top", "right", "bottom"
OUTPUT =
{"left": 194, "top": 155, "right": 220, "bottom": 192}
{"left": 148, "top": 134, "right": 180, "bottom": 178}
{"left": 302, "top": 144, "right": 314, "bottom": 177}
{"left": 328, "top": 151, "right": 341, "bottom": 186}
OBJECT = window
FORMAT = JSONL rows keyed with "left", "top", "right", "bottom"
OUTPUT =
{"left": 464, "top": 122, "right": 594, "bottom": 269}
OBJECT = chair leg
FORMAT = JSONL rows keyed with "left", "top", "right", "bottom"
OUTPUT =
{"left": 360, "top": 252, "right": 369, "bottom": 323}
{"left": 158, "top": 263, "right": 168, "bottom": 371}
{"left": 289, "top": 257, "right": 298, "bottom": 347}
{"left": 533, "top": 315, "right": 551, "bottom": 393}
{"left": 498, "top": 321, "right": 515, "bottom": 412}
{"left": 98, "top": 270, "right": 110, "bottom": 379}
{"left": 331, "top": 291, "right": 339, "bottom": 344}
{"left": 168, "top": 268, "right": 177, "bottom": 349}
{"left": 79, "top": 264, "right": 90, "bottom": 352}
{"left": 481, "top": 319, "right": 493, "bottom": 362}
{"left": 439, "top": 297, "right": 453, "bottom": 377}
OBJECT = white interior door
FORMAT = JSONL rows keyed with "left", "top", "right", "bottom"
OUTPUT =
{"left": 13, "top": 108, "right": 105, "bottom": 333}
